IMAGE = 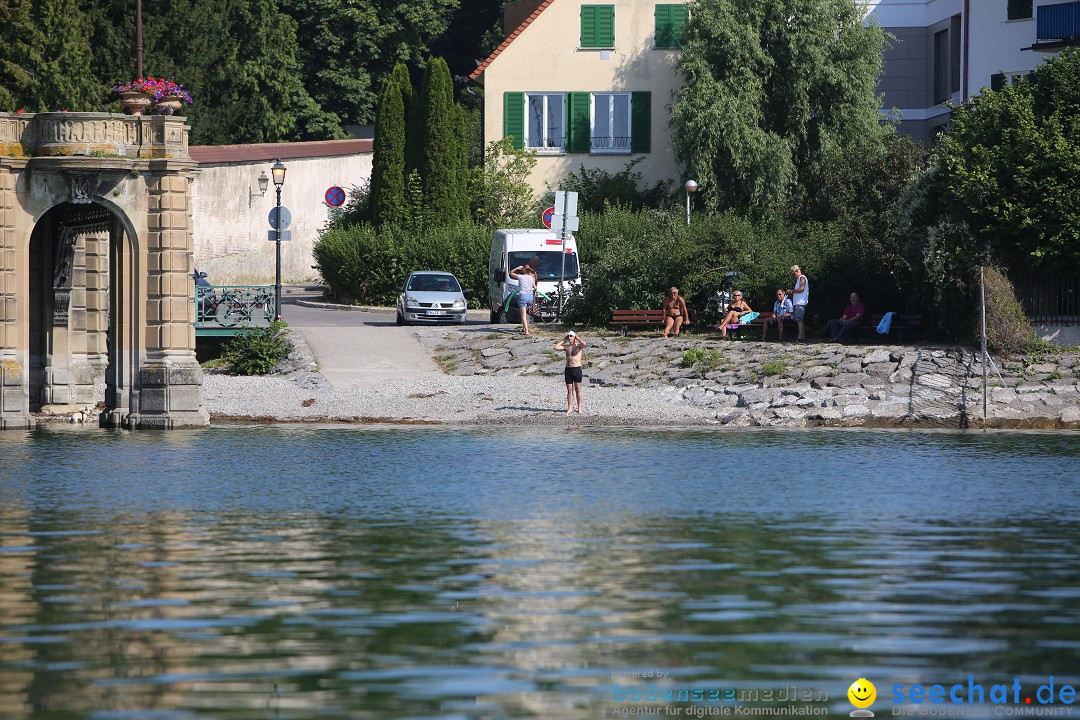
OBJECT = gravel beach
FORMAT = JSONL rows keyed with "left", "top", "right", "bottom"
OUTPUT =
{"left": 204, "top": 316, "right": 1080, "bottom": 429}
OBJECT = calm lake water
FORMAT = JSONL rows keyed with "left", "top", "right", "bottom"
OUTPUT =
{"left": 1, "top": 426, "right": 1080, "bottom": 720}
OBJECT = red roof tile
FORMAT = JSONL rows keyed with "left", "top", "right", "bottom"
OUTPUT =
{"left": 189, "top": 139, "right": 372, "bottom": 165}
{"left": 469, "top": 0, "right": 555, "bottom": 81}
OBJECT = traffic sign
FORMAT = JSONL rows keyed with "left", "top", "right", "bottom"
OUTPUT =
{"left": 268, "top": 229, "right": 292, "bottom": 242}
{"left": 268, "top": 206, "right": 292, "bottom": 229}
{"left": 542, "top": 206, "right": 555, "bottom": 229}
{"left": 325, "top": 186, "right": 346, "bottom": 207}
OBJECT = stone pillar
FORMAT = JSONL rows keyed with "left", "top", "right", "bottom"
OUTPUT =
{"left": 0, "top": 169, "right": 31, "bottom": 429}
{"left": 136, "top": 171, "right": 207, "bottom": 428}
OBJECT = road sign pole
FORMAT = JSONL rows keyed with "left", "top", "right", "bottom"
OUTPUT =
{"left": 274, "top": 184, "right": 282, "bottom": 320}
{"left": 559, "top": 192, "right": 567, "bottom": 319}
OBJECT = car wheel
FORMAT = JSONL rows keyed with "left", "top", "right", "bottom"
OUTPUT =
{"left": 497, "top": 307, "right": 508, "bottom": 324}
{"left": 396, "top": 312, "right": 405, "bottom": 326}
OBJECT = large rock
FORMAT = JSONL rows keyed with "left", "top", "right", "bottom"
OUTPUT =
{"left": 828, "top": 373, "right": 872, "bottom": 388}
{"left": 864, "top": 348, "right": 893, "bottom": 364}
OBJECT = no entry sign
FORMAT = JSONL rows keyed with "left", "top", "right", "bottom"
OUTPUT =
{"left": 325, "top": 186, "right": 346, "bottom": 207}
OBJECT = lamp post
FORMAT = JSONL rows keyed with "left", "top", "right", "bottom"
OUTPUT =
{"left": 684, "top": 179, "right": 698, "bottom": 226}
{"left": 271, "top": 159, "right": 286, "bottom": 320}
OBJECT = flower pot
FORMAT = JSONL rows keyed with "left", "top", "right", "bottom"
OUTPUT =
{"left": 119, "top": 92, "right": 152, "bottom": 116}
{"left": 154, "top": 96, "right": 184, "bottom": 115}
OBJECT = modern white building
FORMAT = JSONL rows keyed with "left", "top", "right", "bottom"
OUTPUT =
{"left": 865, "top": 0, "right": 1080, "bottom": 140}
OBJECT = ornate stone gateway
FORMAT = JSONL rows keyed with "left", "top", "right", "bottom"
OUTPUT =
{"left": 0, "top": 112, "right": 209, "bottom": 429}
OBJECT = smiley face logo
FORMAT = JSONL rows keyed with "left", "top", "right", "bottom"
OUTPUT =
{"left": 848, "top": 678, "right": 876, "bottom": 716}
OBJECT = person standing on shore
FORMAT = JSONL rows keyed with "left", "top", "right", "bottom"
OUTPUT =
{"left": 554, "top": 331, "right": 586, "bottom": 414}
{"left": 788, "top": 265, "right": 810, "bottom": 342}
{"left": 509, "top": 257, "right": 539, "bottom": 335}
{"left": 661, "top": 287, "right": 690, "bottom": 338}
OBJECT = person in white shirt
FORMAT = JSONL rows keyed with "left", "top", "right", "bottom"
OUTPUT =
{"left": 788, "top": 265, "right": 810, "bottom": 341}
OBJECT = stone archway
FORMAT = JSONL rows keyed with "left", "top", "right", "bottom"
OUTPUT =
{"left": 0, "top": 111, "right": 209, "bottom": 429}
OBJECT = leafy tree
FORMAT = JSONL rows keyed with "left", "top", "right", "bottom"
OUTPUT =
{"left": 417, "top": 57, "right": 467, "bottom": 222}
{"left": 936, "top": 49, "right": 1080, "bottom": 271}
{"left": 558, "top": 158, "right": 672, "bottom": 212}
{"left": 371, "top": 63, "right": 412, "bottom": 226}
{"left": 279, "top": 0, "right": 457, "bottom": 131}
{"left": 473, "top": 137, "right": 538, "bottom": 226}
{"left": 0, "top": 0, "right": 102, "bottom": 112}
{"left": 671, "top": 0, "right": 888, "bottom": 217}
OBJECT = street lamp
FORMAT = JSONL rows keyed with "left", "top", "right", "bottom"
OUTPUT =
{"left": 684, "top": 179, "right": 698, "bottom": 226}
{"left": 248, "top": 170, "right": 268, "bottom": 207}
{"left": 271, "top": 159, "right": 286, "bottom": 320}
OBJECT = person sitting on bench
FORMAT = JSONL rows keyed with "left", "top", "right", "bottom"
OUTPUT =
{"left": 762, "top": 289, "right": 793, "bottom": 341}
{"left": 829, "top": 292, "right": 865, "bottom": 342}
{"left": 661, "top": 287, "right": 690, "bottom": 338}
{"left": 719, "top": 291, "right": 752, "bottom": 339}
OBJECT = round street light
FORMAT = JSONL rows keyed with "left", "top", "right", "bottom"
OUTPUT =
{"left": 684, "top": 180, "right": 698, "bottom": 226}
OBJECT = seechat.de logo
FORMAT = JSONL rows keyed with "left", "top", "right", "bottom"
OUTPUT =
{"left": 849, "top": 678, "right": 877, "bottom": 717}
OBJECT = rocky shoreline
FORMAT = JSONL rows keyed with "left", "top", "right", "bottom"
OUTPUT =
{"left": 407, "top": 325, "right": 1080, "bottom": 429}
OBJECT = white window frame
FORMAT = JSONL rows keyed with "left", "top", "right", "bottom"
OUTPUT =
{"left": 524, "top": 93, "right": 565, "bottom": 153}
{"left": 590, "top": 92, "right": 631, "bottom": 154}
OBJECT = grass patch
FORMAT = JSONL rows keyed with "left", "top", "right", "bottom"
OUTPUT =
{"left": 200, "top": 357, "right": 229, "bottom": 370}
{"left": 1048, "top": 369, "right": 1064, "bottom": 380}
{"left": 682, "top": 348, "right": 722, "bottom": 372}
{"left": 762, "top": 359, "right": 787, "bottom": 376}
{"left": 434, "top": 353, "right": 460, "bottom": 372}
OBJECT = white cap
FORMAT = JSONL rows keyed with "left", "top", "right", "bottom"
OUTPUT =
{"left": 567, "top": 331, "right": 575, "bottom": 337}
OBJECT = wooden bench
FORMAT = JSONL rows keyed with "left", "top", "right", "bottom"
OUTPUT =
{"left": 610, "top": 309, "right": 667, "bottom": 335}
{"left": 722, "top": 312, "right": 796, "bottom": 340}
{"left": 845, "top": 313, "right": 923, "bottom": 344}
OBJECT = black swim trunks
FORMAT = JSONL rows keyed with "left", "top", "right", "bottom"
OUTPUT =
{"left": 564, "top": 366, "right": 583, "bottom": 384}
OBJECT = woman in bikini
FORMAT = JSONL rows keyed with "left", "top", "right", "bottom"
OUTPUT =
{"left": 719, "top": 291, "right": 752, "bottom": 339}
{"left": 661, "top": 287, "right": 690, "bottom": 338}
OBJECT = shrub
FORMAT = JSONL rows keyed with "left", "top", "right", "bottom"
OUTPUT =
{"left": 557, "top": 158, "right": 671, "bottom": 212}
{"left": 982, "top": 266, "right": 1036, "bottom": 354}
{"left": 223, "top": 321, "right": 293, "bottom": 375}
{"left": 313, "top": 220, "right": 491, "bottom": 306}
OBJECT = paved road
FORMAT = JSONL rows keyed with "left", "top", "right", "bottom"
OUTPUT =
{"left": 279, "top": 286, "right": 490, "bottom": 388}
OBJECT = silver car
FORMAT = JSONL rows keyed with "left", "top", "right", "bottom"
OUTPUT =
{"left": 396, "top": 271, "right": 469, "bottom": 326}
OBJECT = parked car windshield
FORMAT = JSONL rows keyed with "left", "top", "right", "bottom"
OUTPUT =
{"left": 407, "top": 274, "right": 461, "bottom": 293}
{"left": 508, "top": 251, "right": 579, "bottom": 280}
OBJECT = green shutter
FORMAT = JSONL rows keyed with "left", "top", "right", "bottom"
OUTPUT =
{"left": 631, "top": 92, "right": 651, "bottom": 153}
{"left": 654, "top": 5, "right": 687, "bottom": 47}
{"left": 503, "top": 92, "right": 524, "bottom": 150}
{"left": 581, "top": 5, "right": 614, "bottom": 47}
{"left": 568, "top": 92, "right": 591, "bottom": 153}
{"left": 654, "top": 5, "right": 671, "bottom": 47}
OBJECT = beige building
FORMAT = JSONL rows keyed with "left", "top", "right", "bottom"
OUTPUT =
{"left": 470, "top": 0, "right": 688, "bottom": 198}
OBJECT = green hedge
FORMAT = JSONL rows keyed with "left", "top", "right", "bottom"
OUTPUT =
{"left": 313, "top": 221, "right": 491, "bottom": 306}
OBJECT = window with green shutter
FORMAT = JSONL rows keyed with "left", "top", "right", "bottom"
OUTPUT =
{"left": 654, "top": 4, "right": 688, "bottom": 48}
{"left": 503, "top": 92, "right": 524, "bottom": 150}
{"left": 580, "top": 5, "right": 615, "bottom": 48}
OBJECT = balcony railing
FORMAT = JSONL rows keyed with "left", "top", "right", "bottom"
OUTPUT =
{"left": 1037, "top": 1, "right": 1080, "bottom": 43}
{"left": 526, "top": 135, "right": 565, "bottom": 150}
{"left": 590, "top": 136, "right": 631, "bottom": 151}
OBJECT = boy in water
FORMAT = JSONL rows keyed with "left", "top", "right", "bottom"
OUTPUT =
{"left": 554, "top": 331, "right": 586, "bottom": 414}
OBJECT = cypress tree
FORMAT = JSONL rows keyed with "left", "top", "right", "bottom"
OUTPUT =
{"left": 371, "top": 63, "right": 412, "bottom": 226}
{"left": 418, "top": 57, "right": 467, "bottom": 222}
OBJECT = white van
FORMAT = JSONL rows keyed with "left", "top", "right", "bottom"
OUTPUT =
{"left": 488, "top": 229, "right": 581, "bottom": 323}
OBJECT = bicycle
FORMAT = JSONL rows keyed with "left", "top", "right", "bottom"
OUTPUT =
{"left": 196, "top": 286, "right": 275, "bottom": 327}
{"left": 499, "top": 290, "right": 558, "bottom": 325}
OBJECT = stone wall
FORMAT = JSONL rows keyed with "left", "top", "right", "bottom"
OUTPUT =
{"left": 190, "top": 153, "right": 372, "bottom": 285}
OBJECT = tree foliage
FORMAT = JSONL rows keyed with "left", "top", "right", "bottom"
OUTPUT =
{"left": 279, "top": 0, "right": 457, "bottom": 130}
{"left": 0, "top": 0, "right": 102, "bottom": 112}
{"left": 371, "top": 63, "right": 412, "bottom": 226}
{"left": 473, "top": 137, "right": 538, "bottom": 226}
{"left": 671, "top": 0, "right": 888, "bottom": 217}
{"left": 936, "top": 49, "right": 1080, "bottom": 271}
{"left": 418, "top": 57, "right": 468, "bottom": 222}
